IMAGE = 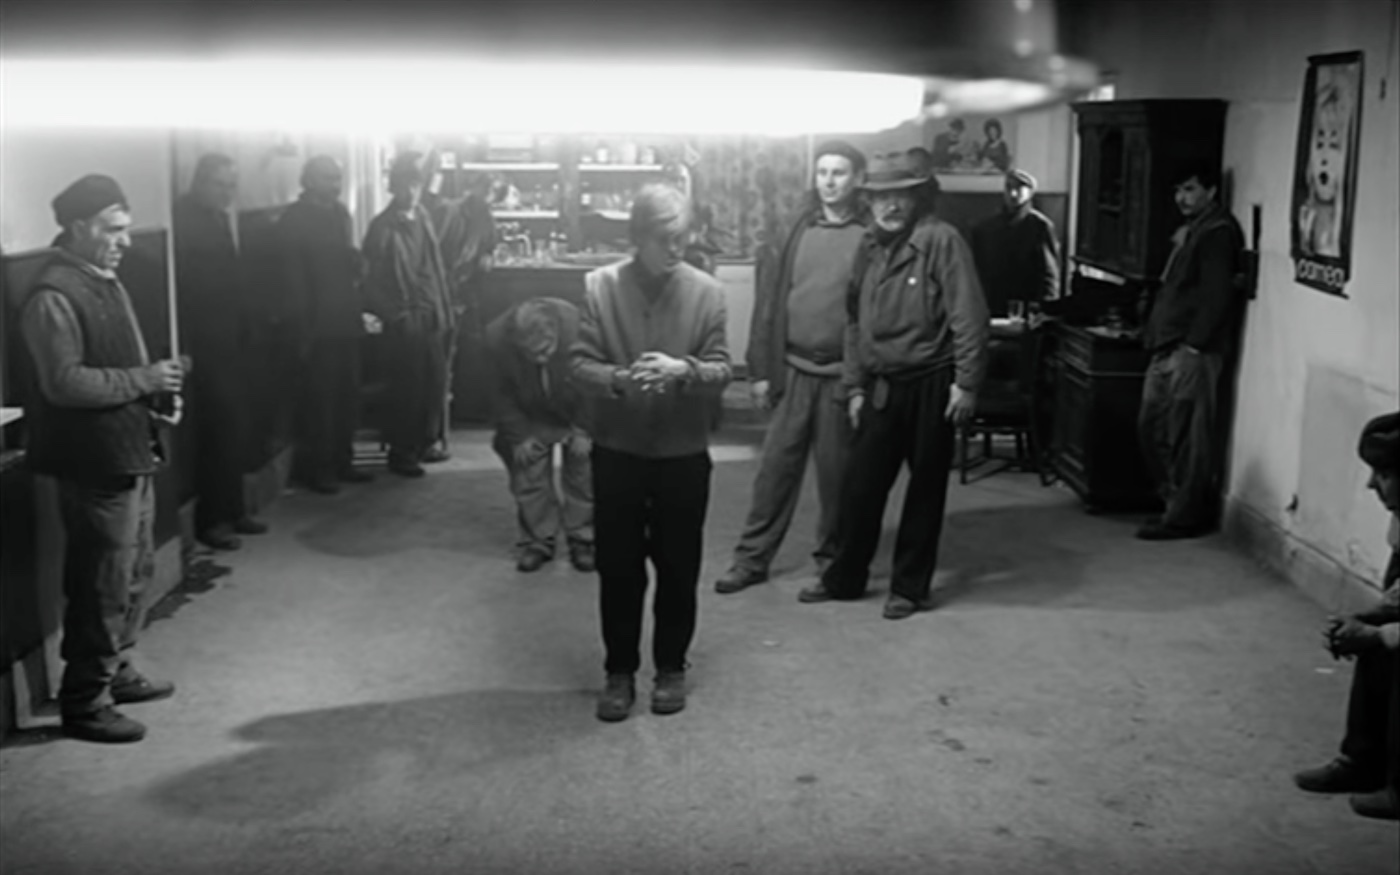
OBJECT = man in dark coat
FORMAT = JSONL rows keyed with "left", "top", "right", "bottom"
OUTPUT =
{"left": 173, "top": 153, "right": 267, "bottom": 548}
{"left": 362, "top": 151, "right": 454, "bottom": 478}
{"left": 1136, "top": 160, "right": 1245, "bottom": 540}
{"left": 971, "top": 169, "right": 1061, "bottom": 317}
{"left": 277, "top": 155, "right": 374, "bottom": 494}
{"left": 20, "top": 174, "right": 184, "bottom": 743}
{"left": 486, "top": 297, "right": 593, "bottom": 573}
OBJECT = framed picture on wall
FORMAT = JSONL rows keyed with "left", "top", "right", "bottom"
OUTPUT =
{"left": 1290, "top": 50, "right": 1364, "bottom": 297}
{"left": 926, "top": 114, "right": 1017, "bottom": 192}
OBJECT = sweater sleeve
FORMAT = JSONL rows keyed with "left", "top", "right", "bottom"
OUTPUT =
{"left": 681, "top": 285, "right": 733, "bottom": 396}
{"left": 746, "top": 241, "right": 779, "bottom": 382}
{"left": 934, "top": 228, "right": 991, "bottom": 392}
{"left": 1185, "top": 224, "right": 1242, "bottom": 350}
{"left": 570, "top": 272, "right": 628, "bottom": 398}
{"left": 21, "top": 290, "right": 157, "bottom": 408}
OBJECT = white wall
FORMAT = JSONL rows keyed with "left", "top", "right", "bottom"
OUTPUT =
{"left": 1071, "top": 0, "right": 1400, "bottom": 587}
{"left": 0, "top": 129, "right": 173, "bottom": 252}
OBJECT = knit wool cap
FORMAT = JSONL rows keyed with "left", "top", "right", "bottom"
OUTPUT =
{"left": 1359, "top": 411, "right": 1400, "bottom": 471}
{"left": 52, "top": 174, "right": 128, "bottom": 227}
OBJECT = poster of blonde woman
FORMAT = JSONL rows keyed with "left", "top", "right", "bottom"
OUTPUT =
{"left": 1291, "top": 51, "right": 1364, "bottom": 296}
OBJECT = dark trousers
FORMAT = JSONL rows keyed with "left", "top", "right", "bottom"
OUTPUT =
{"left": 300, "top": 338, "right": 362, "bottom": 482}
{"left": 57, "top": 475, "right": 155, "bottom": 717}
{"left": 492, "top": 433, "right": 594, "bottom": 554}
{"left": 190, "top": 357, "right": 248, "bottom": 533}
{"left": 593, "top": 446, "right": 712, "bottom": 675}
{"left": 383, "top": 318, "right": 448, "bottom": 464}
{"left": 821, "top": 367, "right": 956, "bottom": 602}
{"left": 732, "top": 369, "right": 850, "bottom": 575}
{"left": 1138, "top": 345, "right": 1225, "bottom": 530}
{"left": 1339, "top": 643, "right": 1399, "bottom": 791}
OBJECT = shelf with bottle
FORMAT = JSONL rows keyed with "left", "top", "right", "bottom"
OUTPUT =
{"left": 579, "top": 164, "right": 665, "bottom": 173}
{"left": 457, "top": 162, "right": 561, "bottom": 172}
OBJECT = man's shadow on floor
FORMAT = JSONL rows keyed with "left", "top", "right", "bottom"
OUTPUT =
{"left": 831, "top": 503, "right": 1256, "bottom": 613}
{"left": 143, "top": 687, "right": 602, "bottom": 823}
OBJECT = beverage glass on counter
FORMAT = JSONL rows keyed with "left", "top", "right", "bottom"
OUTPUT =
{"left": 1008, "top": 299, "right": 1025, "bottom": 321}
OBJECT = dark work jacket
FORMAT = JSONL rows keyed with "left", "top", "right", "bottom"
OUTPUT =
{"left": 485, "top": 298, "right": 587, "bottom": 444}
{"left": 276, "top": 194, "right": 364, "bottom": 341}
{"left": 746, "top": 199, "right": 871, "bottom": 399}
{"left": 844, "top": 215, "right": 991, "bottom": 394}
{"left": 362, "top": 203, "right": 454, "bottom": 333}
{"left": 1144, "top": 204, "right": 1245, "bottom": 354}
{"left": 970, "top": 204, "right": 1060, "bottom": 316}
{"left": 173, "top": 194, "right": 251, "bottom": 357}
{"left": 23, "top": 256, "right": 162, "bottom": 481}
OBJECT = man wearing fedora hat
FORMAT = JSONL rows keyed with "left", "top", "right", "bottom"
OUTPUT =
{"left": 798, "top": 153, "right": 990, "bottom": 620}
{"left": 21, "top": 174, "right": 185, "bottom": 743}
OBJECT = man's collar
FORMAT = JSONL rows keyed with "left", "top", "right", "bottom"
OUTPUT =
{"left": 53, "top": 247, "right": 117, "bottom": 281}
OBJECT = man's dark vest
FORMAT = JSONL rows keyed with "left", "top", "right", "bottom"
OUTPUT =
{"left": 24, "top": 258, "right": 160, "bottom": 481}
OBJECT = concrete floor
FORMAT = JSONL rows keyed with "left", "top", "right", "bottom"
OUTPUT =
{"left": 1, "top": 428, "right": 1396, "bottom": 875}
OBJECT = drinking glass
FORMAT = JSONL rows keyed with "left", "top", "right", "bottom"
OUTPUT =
{"left": 1008, "top": 299, "right": 1026, "bottom": 321}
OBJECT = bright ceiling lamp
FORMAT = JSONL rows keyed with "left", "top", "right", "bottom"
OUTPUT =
{"left": 0, "top": 58, "right": 925, "bottom": 136}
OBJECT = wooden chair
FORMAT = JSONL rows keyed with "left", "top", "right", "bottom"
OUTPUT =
{"left": 958, "top": 325, "right": 1053, "bottom": 485}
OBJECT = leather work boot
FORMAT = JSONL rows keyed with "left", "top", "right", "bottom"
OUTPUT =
{"left": 232, "top": 516, "right": 269, "bottom": 535}
{"left": 1293, "top": 757, "right": 1386, "bottom": 794}
{"left": 197, "top": 526, "right": 241, "bottom": 551}
{"left": 797, "top": 583, "right": 837, "bottom": 603}
{"left": 596, "top": 674, "right": 636, "bottom": 723}
{"left": 714, "top": 567, "right": 767, "bottom": 595}
{"left": 111, "top": 675, "right": 176, "bottom": 705}
{"left": 1349, "top": 788, "right": 1399, "bottom": 821}
{"left": 62, "top": 706, "right": 146, "bottom": 744}
{"left": 517, "top": 550, "right": 552, "bottom": 573}
{"left": 569, "top": 542, "right": 596, "bottom": 573}
{"left": 651, "top": 671, "right": 687, "bottom": 716}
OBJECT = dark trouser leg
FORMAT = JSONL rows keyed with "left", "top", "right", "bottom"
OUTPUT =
{"left": 1137, "top": 351, "right": 1175, "bottom": 508}
{"left": 302, "top": 339, "right": 344, "bottom": 482}
{"left": 493, "top": 435, "right": 561, "bottom": 555}
{"left": 57, "top": 475, "right": 155, "bottom": 716}
{"left": 560, "top": 434, "right": 595, "bottom": 546}
{"left": 647, "top": 453, "right": 712, "bottom": 673}
{"left": 384, "top": 321, "right": 447, "bottom": 463}
{"left": 1161, "top": 348, "right": 1223, "bottom": 530}
{"left": 329, "top": 339, "right": 362, "bottom": 474}
{"left": 594, "top": 447, "right": 650, "bottom": 675}
{"left": 1340, "top": 647, "right": 1396, "bottom": 780}
{"left": 810, "top": 376, "right": 853, "bottom": 574}
{"left": 889, "top": 369, "right": 956, "bottom": 602}
{"left": 731, "top": 369, "right": 816, "bottom": 575}
{"left": 821, "top": 386, "right": 907, "bottom": 598}
{"left": 191, "top": 360, "right": 248, "bottom": 532}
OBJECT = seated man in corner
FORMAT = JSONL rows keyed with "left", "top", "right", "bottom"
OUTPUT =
{"left": 1293, "top": 410, "right": 1399, "bottom": 822}
{"left": 486, "top": 297, "right": 594, "bottom": 574}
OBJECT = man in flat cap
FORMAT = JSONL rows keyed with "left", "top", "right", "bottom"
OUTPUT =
{"left": 21, "top": 174, "right": 185, "bottom": 744}
{"left": 1294, "top": 411, "right": 1400, "bottom": 821}
{"left": 971, "top": 168, "right": 1061, "bottom": 318}
{"left": 799, "top": 153, "right": 989, "bottom": 620}
{"left": 362, "top": 151, "right": 454, "bottom": 478}
{"left": 278, "top": 155, "right": 375, "bottom": 495}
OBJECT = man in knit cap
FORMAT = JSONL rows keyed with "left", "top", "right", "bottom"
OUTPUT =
{"left": 21, "top": 174, "right": 185, "bottom": 744}
{"left": 1293, "top": 411, "right": 1400, "bottom": 821}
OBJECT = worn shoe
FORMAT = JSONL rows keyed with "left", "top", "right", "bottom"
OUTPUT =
{"left": 338, "top": 467, "right": 375, "bottom": 484}
{"left": 651, "top": 671, "right": 687, "bottom": 715}
{"left": 715, "top": 567, "right": 768, "bottom": 594}
{"left": 798, "top": 583, "right": 837, "bottom": 604}
{"left": 197, "top": 527, "right": 241, "bottom": 551}
{"left": 596, "top": 674, "right": 636, "bottom": 722}
{"left": 1135, "top": 522, "right": 1207, "bottom": 541}
{"left": 517, "top": 550, "right": 552, "bottom": 573}
{"left": 569, "top": 542, "right": 596, "bottom": 573}
{"left": 1349, "top": 788, "right": 1399, "bottom": 821}
{"left": 422, "top": 446, "right": 451, "bottom": 464}
{"left": 111, "top": 675, "right": 176, "bottom": 705}
{"left": 1294, "top": 758, "right": 1386, "bottom": 794}
{"left": 232, "top": 517, "right": 268, "bottom": 536}
{"left": 389, "top": 458, "right": 427, "bottom": 478}
{"left": 62, "top": 706, "right": 146, "bottom": 744}
{"left": 883, "top": 594, "right": 932, "bottom": 620}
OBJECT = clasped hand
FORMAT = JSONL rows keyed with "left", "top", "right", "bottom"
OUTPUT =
{"left": 627, "top": 352, "right": 690, "bottom": 394}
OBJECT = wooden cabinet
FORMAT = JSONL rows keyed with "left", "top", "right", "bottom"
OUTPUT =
{"left": 1072, "top": 100, "right": 1227, "bottom": 282}
{"left": 1049, "top": 323, "right": 1159, "bottom": 511}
